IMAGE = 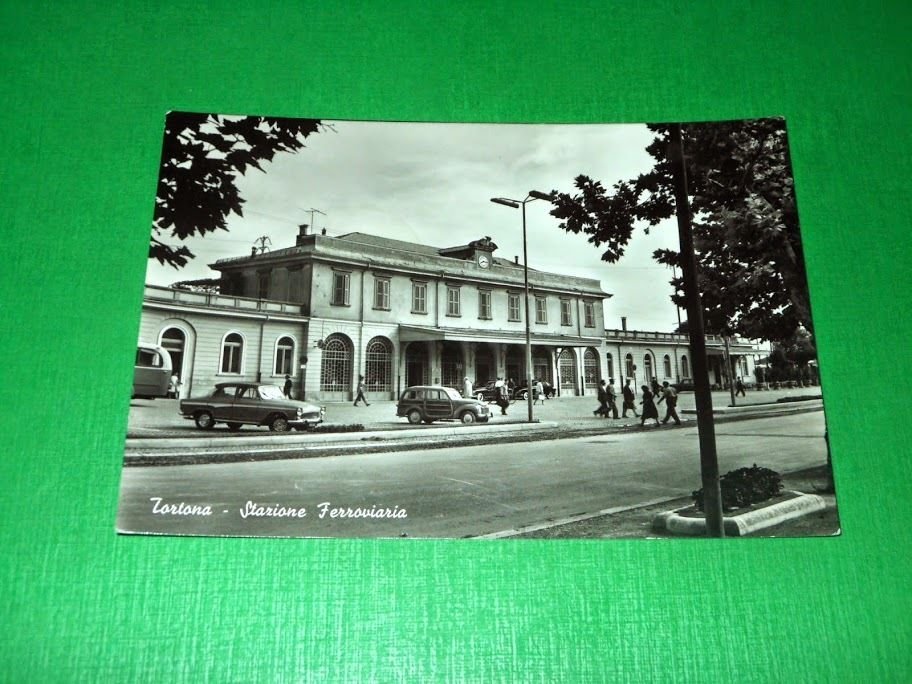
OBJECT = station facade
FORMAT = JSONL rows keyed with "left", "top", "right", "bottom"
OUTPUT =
{"left": 138, "top": 226, "right": 758, "bottom": 401}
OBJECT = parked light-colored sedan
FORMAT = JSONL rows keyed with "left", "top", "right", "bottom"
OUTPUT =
{"left": 179, "top": 382, "right": 325, "bottom": 432}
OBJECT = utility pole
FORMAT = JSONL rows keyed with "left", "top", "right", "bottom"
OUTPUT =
{"left": 668, "top": 124, "right": 725, "bottom": 537}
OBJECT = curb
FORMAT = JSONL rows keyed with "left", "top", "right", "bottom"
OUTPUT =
{"left": 126, "top": 420, "right": 560, "bottom": 451}
{"left": 651, "top": 491, "right": 827, "bottom": 537}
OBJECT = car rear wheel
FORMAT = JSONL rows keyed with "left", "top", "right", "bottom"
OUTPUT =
{"left": 226, "top": 422, "right": 243, "bottom": 432}
{"left": 406, "top": 409, "right": 422, "bottom": 425}
{"left": 269, "top": 415, "right": 290, "bottom": 432}
{"left": 460, "top": 411, "right": 477, "bottom": 424}
{"left": 194, "top": 411, "right": 215, "bottom": 430}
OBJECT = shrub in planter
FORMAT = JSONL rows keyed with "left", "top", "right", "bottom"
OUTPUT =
{"left": 692, "top": 464, "right": 783, "bottom": 512}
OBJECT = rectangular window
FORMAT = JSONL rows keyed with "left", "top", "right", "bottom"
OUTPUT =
{"left": 478, "top": 289, "right": 492, "bottom": 319}
{"left": 508, "top": 293, "right": 521, "bottom": 321}
{"left": 257, "top": 271, "right": 270, "bottom": 300}
{"left": 331, "top": 271, "right": 350, "bottom": 306}
{"left": 411, "top": 281, "right": 427, "bottom": 314}
{"left": 535, "top": 296, "right": 547, "bottom": 324}
{"left": 447, "top": 286, "right": 461, "bottom": 316}
{"left": 373, "top": 277, "right": 390, "bottom": 310}
{"left": 560, "top": 299, "right": 572, "bottom": 326}
{"left": 584, "top": 301, "right": 595, "bottom": 328}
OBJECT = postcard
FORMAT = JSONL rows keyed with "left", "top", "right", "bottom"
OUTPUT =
{"left": 117, "top": 113, "right": 838, "bottom": 539}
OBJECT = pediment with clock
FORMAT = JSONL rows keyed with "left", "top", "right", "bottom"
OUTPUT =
{"left": 437, "top": 236, "right": 499, "bottom": 269}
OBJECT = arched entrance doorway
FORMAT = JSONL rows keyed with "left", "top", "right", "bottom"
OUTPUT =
{"left": 474, "top": 343, "right": 494, "bottom": 385}
{"left": 583, "top": 347, "right": 599, "bottom": 392}
{"left": 532, "top": 346, "right": 551, "bottom": 385}
{"left": 440, "top": 342, "right": 463, "bottom": 389}
{"left": 320, "top": 333, "right": 353, "bottom": 400}
{"left": 558, "top": 348, "right": 577, "bottom": 395}
{"left": 504, "top": 345, "right": 524, "bottom": 385}
{"left": 160, "top": 328, "right": 185, "bottom": 381}
{"left": 405, "top": 342, "right": 428, "bottom": 387}
{"left": 365, "top": 336, "right": 393, "bottom": 396}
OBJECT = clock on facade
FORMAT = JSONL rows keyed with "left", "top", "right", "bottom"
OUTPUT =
{"left": 477, "top": 255, "right": 490, "bottom": 269}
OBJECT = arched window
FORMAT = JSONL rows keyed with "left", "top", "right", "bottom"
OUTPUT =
{"left": 275, "top": 336, "right": 295, "bottom": 376}
{"left": 663, "top": 354, "right": 672, "bottom": 378}
{"left": 625, "top": 353, "right": 634, "bottom": 378}
{"left": 644, "top": 354, "right": 653, "bottom": 381}
{"left": 681, "top": 355, "right": 690, "bottom": 378}
{"left": 606, "top": 353, "right": 614, "bottom": 381}
{"left": 558, "top": 349, "right": 577, "bottom": 391}
{"left": 320, "top": 334, "right": 352, "bottom": 392}
{"left": 365, "top": 337, "right": 393, "bottom": 392}
{"left": 583, "top": 348, "right": 599, "bottom": 388}
{"left": 220, "top": 332, "right": 244, "bottom": 374}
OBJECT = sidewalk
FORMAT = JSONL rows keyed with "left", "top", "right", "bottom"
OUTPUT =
{"left": 505, "top": 464, "right": 839, "bottom": 539}
{"left": 127, "top": 386, "right": 823, "bottom": 439}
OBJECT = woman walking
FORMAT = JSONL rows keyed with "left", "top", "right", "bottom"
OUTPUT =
{"left": 640, "top": 384, "right": 660, "bottom": 427}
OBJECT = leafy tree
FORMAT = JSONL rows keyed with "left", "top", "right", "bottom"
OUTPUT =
{"left": 151, "top": 112, "right": 322, "bottom": 269}
{"left": 548, "top": 118, "right": 812, "bottom": 345}
{"left": 170, "top": 277, "right": 221, "bottom": 293}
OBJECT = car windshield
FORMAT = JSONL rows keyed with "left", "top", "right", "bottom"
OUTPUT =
{"left": 442, "top": 387, "right": 462, "bottom": 400}
{"left": 258, "top": 385, "right": 285, "bottom": 400}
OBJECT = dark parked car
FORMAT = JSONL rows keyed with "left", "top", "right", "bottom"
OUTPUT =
{"left": 472, "top": 380, "right": 513, "bottom": 403}
{"left": 397, "top": 385, "right": 491, "bottom": 424}
{"left": 179, "top": 382, "right": 325, "bottom": 432}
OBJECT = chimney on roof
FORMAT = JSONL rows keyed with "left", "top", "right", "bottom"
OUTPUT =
{"left": 621, "top": 316, "right": 627, "bottom": 331}
{"left": 296, "top": 224, "right": 311, "bottom": 246}
{"left": 514, "top": 256, "right": 519, "bottom": 265}
{"left": 251, "top": 246, "right": 257, "bottom": 257}
{"left": 321, "top": 227, "right": 327, "bottom": 236}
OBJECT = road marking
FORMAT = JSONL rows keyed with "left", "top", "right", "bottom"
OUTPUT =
{"left": 439, "top": 477, "right": 480, "bottom": 487}
{"left": 473, "top": 496, "right": 682, "bottom": 539}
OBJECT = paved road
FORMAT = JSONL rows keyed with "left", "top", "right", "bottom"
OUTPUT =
{"left": 117, "top": 411, "right": 826, "bottom": 539}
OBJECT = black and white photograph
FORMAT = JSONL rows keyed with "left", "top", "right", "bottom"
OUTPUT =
{"left": 117, "top": 113, "right": 838, "bottom": 539}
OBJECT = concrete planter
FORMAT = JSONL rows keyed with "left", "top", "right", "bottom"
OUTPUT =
{"left": 652, "top": 491, "right": 827, "bottom": 537}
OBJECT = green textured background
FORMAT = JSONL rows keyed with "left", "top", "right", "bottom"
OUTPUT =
{"left": 2, "top": 2, "right": 910, "bottom": 681}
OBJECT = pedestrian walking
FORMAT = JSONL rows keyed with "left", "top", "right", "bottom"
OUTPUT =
{"left": 494, "top": 377, "right": 509, "bottom": 415}
{"left": 542, "top": 380, "right": 555, "bottom": 399}
{"left": 594, "top": 380, "right": 609, "bottom": 417}
{"left": 735, "top": 376, "right": 746, "bottom": 397}
{"left": 606, "top": 378, "right": 620, "bottom": 418}
{"left": 622, "top": 378, "right": 639, "bottom": 417}
{"left": 534, "top": 378, "right": 545, "bottom": 405}
{"left": 640, "top": 385, "right": 660, "bottom": 427}
{"left": 353, "top": 375, "right": 370, "bottom": 406}
{"left": 463, "top": 376, "right": 474, "bottom": 399}
{"left": 283, "top": 374, "right": 293, "bottom": 399}
{"left": 657, "top": 381, "right": 681, "bottom": 425}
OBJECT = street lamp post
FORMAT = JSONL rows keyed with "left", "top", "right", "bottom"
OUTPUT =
{"left": 490, "top": 190, "right": 553, "bottom": 423}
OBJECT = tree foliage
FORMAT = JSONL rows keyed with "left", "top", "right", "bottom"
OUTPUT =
{"left": 151, "top": 112, "right": 322, "bottom": 268}
{"left": 548, "top": 118, "right": 811, "bottom": 344}
{"left": 170, "top": 277, "right": 221, "bottom": 294}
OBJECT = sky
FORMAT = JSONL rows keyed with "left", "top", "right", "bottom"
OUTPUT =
{"left": 146, "top": 119, "right": 684, "bottom": 331}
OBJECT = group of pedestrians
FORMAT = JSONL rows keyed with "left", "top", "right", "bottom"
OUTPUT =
{"left": 594, "top": 378, "right": 681, "bottom": 427}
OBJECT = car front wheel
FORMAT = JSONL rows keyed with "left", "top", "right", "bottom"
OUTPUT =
{"left": 194, "top": 411, "right": 215, "bottom": 430}
{"left": 269, "top": 415, "right": 290, "bottom": 432}
{"left": 460, "top": 411, "right": 477, "bottom": 424}
{"left": 406, "top": 409, "right": 422, "bottom": 425}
